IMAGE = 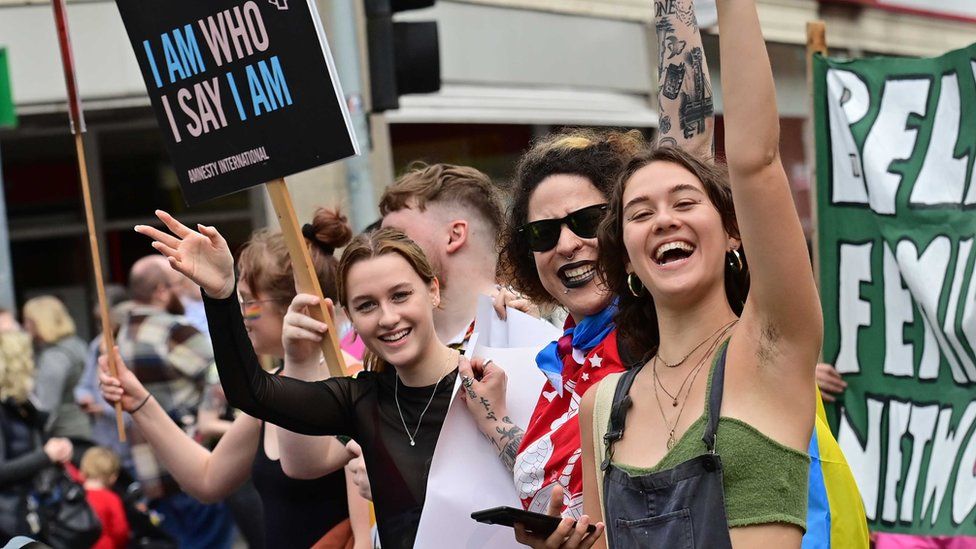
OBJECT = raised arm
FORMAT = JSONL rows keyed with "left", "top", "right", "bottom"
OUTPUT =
{"left": 655, "top": 0, "right": 714, "bottom": 158}
{"left": 716, "top": 0, "right": 822, "bottom": 356}
{"left": 202, "top": 288, "right": 358, "bottom": 437}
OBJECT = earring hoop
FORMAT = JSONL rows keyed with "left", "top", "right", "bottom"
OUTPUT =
{"left": 726, "top": 249, "right": 743, "bottom": 273}
{"left": 626, "top": 273, "right": 644, "bottom": 297}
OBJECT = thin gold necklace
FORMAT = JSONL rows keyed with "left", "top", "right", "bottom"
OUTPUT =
{"left": 652, "top": 321, "right": 737, "bottom": 449}
{"left": 394, "top": 349, "right": 458, "bottom": 447}
{"left": 657, "top": 319, "right": 738, "bottom": 368}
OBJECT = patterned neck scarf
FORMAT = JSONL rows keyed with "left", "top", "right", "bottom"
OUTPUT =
{"left": 535, "top": 300, "right": 617, "bottom": 395}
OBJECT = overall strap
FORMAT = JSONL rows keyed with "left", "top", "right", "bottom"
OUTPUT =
{"left": 702, "top": 343, "right": 729, "bottom": 453}
{"left": 601, "top": 364, "right": 643, "bottom": 471}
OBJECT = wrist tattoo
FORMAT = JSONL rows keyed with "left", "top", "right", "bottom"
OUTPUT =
{"left": 496, "top": 425, "right": 525, "bottom": 471}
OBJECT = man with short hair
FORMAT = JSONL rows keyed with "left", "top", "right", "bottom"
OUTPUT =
{"left": 379, "top": 162, "right": 505, "bottom": 346}
{"left": 117, "top": 255, "right": 231, "bottom": 549}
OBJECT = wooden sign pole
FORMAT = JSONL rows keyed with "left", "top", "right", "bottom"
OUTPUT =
{"left": 75, "top": 136, "right": 126, "bottom": 441}
{"left": 806, "top": 20, "right": 827, "bottom": 292}
{"left": 52, "top": 0, "right": 125, "bottom": 441}
{"left": 266, "top": 179, "right": 347, "bottom": 378}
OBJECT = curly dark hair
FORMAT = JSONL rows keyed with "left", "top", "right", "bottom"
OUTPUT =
{"left": 597, "top": 146, "right": 750, "bottom": 360}
{"left": 499, "top": 129, "right": 646, "bottom": 306}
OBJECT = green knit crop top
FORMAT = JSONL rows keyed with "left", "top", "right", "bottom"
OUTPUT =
{"left": 592, "top": 343, "right": 810, "bottom": 531}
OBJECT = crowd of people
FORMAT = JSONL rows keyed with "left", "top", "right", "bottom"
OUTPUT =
{"left": 0, "top": 0, "right": 872, "bottom": 547}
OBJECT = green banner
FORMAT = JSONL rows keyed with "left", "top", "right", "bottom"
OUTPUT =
{"left": 0, "top": 48, "right": 15, "bottom": 128}
{"left": 815, "top": 43, "right": 976, "bottom": 537}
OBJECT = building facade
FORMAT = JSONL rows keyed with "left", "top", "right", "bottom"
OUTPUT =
{"left": 0, "top": 0, "right": 973, "bottom": 333}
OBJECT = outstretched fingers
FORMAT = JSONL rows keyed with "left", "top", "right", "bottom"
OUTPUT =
{"left": 134, "top": 224, "right": 181, "bottom": 250}
{"left": 155, "top": 209, "right": 193, "bottom": 238}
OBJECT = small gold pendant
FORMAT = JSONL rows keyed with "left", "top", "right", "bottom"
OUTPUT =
{"left": 410, "top": 440, "right": 415, "bottom": 447}
{"left": 667, "top": 431, "right": 676, "bottom": 450}
{"left": 672, "top": 399, "right": 678, "bottom": 407}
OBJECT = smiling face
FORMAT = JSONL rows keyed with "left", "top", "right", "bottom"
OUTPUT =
{"left": 527, "top": 174, "right": 613, "bottom": 321}
{"left": 238, "top": 279, "right": 286, "bottom": 358}
{"left": 344, "top": 253, "right": 441, "bottom": 370}
{"left": 621, "top": 161, "right": 736, "bottom": 309}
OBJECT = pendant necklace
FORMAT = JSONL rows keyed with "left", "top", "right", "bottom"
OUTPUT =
{"left": 394, "top": 349, "right": 459, "bottom": 447}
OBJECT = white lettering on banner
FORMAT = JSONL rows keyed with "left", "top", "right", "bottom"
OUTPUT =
{"left": 922, "top": 403, "right": 976, "bottom": 525}
{"left": 883, "top": 243, "right": 914, "bottom": 377}
{"left": 827, "top": 69, "right": 871, "bottom": 205}
{"left": 965, "top": 62, "right": 976, "bottom": 206}
{"left": 962, "top": 239, "right": 976, "bottom": 356}
{"left": 895, "top": 238, "right": 973, "bottom": 384}
{"left": 882, "top": 400, "right": 912, "bottom": 523}
{"left": 837, "top": 242, "right": 873, "bottom": 374}
{"left": 901, "top": 404, "right": 939, "bottom": 522}
{"left": 953, "top": 421, "right": 976, "bottom": 524}
{"left": 839, "top": 399, "right": 976, "bottom": 524}
{"left": 838, "top": 398, "right": 884, "bottom": 520}
{"left": 944, "top": 239, "right": 975, "bottom": 380}
{"left": 910, "top": 73, "right": 969, "bottom": 207}
{"left": 862, "top": 78, "right": 930, "bottom": 215}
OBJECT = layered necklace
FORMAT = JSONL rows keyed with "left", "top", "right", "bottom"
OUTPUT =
{"left": 652, "top": 319, "right": 738, "bottom": 450}
{"left": 394, "top": 348, "right": 460, "bottom": 447}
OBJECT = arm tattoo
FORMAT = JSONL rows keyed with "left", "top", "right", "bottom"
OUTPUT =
{"left": 479, "top": 397, "right": 491, "bottom": 411}
{"left": 496, "top": 425, "right": 525, "bottom": 472}
{"left": 486, "top": 410, "right": 497, "bottom": 421}
{"left": 678, "top": 47, "right": 713, "bottom": 138}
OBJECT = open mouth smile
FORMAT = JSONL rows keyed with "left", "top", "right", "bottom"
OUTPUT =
{"left": 379, "top": 328, "right": 411, "bottom": 343}
{"left": 558, "top": 261, "right": 597, "bottom": 289}
{"left": 653, "top": 240, "right": 696, "bottom": 266}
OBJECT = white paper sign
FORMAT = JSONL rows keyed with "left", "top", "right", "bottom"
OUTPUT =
{"left": 414, "top": 297, "right": 559, "bottom": 548}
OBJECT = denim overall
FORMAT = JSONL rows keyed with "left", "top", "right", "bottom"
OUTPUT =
{"left": 601, "top": 346, "right": 733, "bottom": 549}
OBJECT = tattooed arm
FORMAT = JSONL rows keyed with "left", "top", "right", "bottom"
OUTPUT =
{"left": 654, "top": 0, "right": 714, "bottom": 158}
{"left": 458, "top": 357, "right": 526, "bottom": 471}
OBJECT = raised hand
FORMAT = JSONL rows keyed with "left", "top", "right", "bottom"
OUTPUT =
{"left": 98, "top": 346, "right": 150, "bottom": 413}
{"left": 492, "top": 286, "right": 541, "bottom": 321}
{"left": 282, "top": 293, "right": 333, "bottom": 368}
{"left": 135, "top": 210, "right": 235, "bottom": 299}
{"left": 514, "top": 484, "right": 605, "bottom": 549}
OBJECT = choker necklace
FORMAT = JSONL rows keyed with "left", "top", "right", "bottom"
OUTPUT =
{"left": 657, "top": 318, "right": 738, "bottom": 368}
{"left": 394, "top": 349, "right": 459, "bottom": 447}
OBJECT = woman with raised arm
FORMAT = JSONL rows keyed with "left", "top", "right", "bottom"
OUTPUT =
{"left": 457, "top": 0, "right": 714, "bottom": 543}
{"left": 99, "top": 209, "right": 368, "bottom": 549}
{"left": 136, "top": 219, "right": 603, "bottom": 549}
{"left": 577, "top": 0, "right": 821, "bottom": 546}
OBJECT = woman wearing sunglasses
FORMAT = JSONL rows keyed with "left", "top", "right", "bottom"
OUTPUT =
{"left": 456, "top": 1, "right": 715, "bottom": 544}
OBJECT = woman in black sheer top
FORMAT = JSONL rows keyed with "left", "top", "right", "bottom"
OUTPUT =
{"left": 139, "top": 217, "right": 471, "bottom": 549}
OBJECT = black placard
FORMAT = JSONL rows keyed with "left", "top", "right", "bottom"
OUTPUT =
{"left": 114, "top": 0, "right": 357, "bottom": 204}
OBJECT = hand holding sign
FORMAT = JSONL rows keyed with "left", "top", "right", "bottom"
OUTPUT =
{"left": 135, "top": 210, "right": 236, "bottom": 299}
{"left": 282, "top": 293, "right": 334, "bottom": 368}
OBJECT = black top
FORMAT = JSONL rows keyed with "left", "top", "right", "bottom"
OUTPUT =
{"left": 204, "top": 291, "right": 457, "bottom": 549}
{"left": 252, "top": 420, "right": 349, "bottom": 548}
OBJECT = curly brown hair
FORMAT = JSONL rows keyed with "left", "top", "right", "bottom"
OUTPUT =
{"left": 597, "top": 146, "right": 750, "bottom": 360}
{"left": 499, "top": 129, "right": 646, "bottom": 306}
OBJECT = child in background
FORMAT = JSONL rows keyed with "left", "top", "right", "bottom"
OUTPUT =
{"left": 80, "top": 447, "right": 130, "bottom": 549}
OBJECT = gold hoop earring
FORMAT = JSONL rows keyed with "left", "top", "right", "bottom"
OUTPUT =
{"left": 627, "top": 273, "right": 644, "bottom": 297}
{"left": 726, "top": 249, "right": 742, "bottom": 273}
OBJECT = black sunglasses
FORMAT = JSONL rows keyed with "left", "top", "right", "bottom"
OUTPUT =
{"left": 518, "top": 204, "right": 608, "bottom": 252}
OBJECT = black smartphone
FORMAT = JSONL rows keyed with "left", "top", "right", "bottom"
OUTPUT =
{"left": 471, "top": 506, "right": 597, "bottom": 537}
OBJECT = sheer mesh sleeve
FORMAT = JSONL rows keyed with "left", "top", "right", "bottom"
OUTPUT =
{"left": 202, "top": 290, "right": 358, "bottom": 438}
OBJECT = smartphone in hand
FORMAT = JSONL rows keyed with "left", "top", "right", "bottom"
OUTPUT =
{"left": 471, "top": 506, "right": 597, "bottom": 537}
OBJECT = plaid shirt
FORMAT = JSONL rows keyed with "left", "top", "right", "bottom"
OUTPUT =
{"left": 117, "top": 305, "right": 214, "bottom": 499}
{"left": 117, "top": 305, "right": 213, "bottom": 413}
